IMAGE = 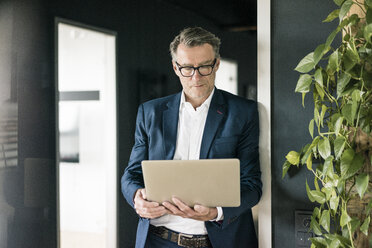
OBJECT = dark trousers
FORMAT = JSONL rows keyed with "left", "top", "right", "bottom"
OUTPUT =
{"left": 144, "top": 230, "right": 212, "bottom": 248}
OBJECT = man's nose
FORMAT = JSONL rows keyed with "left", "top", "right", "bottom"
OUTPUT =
{"left": 191, "top": 70, "right": 203, "bottom": 80}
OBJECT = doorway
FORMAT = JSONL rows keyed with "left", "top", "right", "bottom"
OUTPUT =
{"left": 56, "top": 20, "right": 117, "bottom": 248}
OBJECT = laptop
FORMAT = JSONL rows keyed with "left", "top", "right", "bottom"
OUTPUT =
{"left": 141, "top": 159, "right": 240, "bottom": 207}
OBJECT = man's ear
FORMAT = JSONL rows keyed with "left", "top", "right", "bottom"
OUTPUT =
{"left": 214, "top": 58, "right": 221, "bottom": 72}
{"left": 172, "top": 61, "right": 179, "bottom": 75}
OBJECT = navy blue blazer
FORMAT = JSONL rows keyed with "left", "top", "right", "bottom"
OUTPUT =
{"left": 121, "top": 88, "right": 262, "bottom": 248}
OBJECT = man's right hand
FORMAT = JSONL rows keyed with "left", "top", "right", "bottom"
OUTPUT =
{"left": 134, "top": 188, "right": 169, "bottom": 219}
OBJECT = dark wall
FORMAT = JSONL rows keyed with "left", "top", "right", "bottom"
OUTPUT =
{"left": 272, "top": 1, "right": 338, "bottom": 247}
{"left": 0, "top": 0, "right": 257, "bottom": 247}
{"left": 0, "top": 0, "right": 56, "bottom": 247}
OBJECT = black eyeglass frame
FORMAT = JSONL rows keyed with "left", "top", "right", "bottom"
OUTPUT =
{"left": 175, "top": 58, "right": 217, "bottom": 77}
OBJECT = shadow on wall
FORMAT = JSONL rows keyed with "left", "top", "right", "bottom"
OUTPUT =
{"left": 0, "top": 103, "right": 54, "bottom": 247}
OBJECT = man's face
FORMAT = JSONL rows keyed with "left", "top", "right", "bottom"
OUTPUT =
{"left": 172, "top": 43, "right": 220, "bottom": 105}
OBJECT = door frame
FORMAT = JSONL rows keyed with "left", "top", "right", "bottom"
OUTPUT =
{"left": 54, "top": 17, "right": 119, "bottom": 248}
{"left": 257, "top": 1, "right": 271, "bottom": 247}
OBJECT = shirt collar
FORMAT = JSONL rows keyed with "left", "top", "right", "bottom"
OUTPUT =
{"left": 180, "top": 88, "right": 215, "bottom": 111}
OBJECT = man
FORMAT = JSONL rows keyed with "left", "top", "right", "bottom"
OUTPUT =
{"left": 121, "top": 27, "right": 262, "bottom": 248}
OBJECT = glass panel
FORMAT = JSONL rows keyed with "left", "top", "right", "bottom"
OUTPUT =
{"left": 215, "top": 58, "right": 238, "bottom": 95}
{"left": 57, "top": 22, "right": 117, "bottom": 248}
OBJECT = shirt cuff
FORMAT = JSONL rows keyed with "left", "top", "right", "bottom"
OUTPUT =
{"left": 209, "top": 207, "right": 224, "bottom": 222}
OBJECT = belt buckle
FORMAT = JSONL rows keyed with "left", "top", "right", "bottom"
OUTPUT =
{"left": 177, "top": 233, "right": 194, "bottom": 247}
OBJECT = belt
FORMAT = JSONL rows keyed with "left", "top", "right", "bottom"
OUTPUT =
{"left": 149, "top": 225, "right": 212, "bottom": 248}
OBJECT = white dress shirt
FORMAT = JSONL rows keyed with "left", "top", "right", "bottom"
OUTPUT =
{"left": 150, "top": 88, "right": 223, "bottom": 235}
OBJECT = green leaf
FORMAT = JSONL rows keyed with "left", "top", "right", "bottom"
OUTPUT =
{"left": 367, "top": 0, "right": 372, "bottom": 8}
{"left": 286, "top": 151, "right": 300, "bottom": 165}
{"left": 282, "top": 160, "right": 291, "bottom": 179}
{"left": 346, "top": 153, "right": 364, "bottom": 179}
{"left": 342, "top": 103, "right": 353, "bottom": 125}
{"left": 350, "top": 217, "right": 361, "bottom": 233}
{"left": 310, "top": 237, "right": 328, "bottom": 248}
{"left": 348, "top": 13, "right": 359, "bottom": 25}
{"left": 367, "top": 8, "right": 372, "bottom": 24}
{"left": 321, "top": 186, "right": 332, "bottom": 201}
{"left": 313, "top": 207, "right": 321, "bottom": 219}
{"left": 344, "top": 33, "right": 350, "bottom": 42}
{"left": 318, "top": 137, "right": 331, "bottom": 160}
{"left": 311, "top": 190, "right": 326, "bottom": 204}
{"left": 309, "top": 119, "right": 315, "bottom": 138}
{"left": 320, "top": 105, "right": 327, "bottom": 127}
{"left": 330, "top": 194, "right": 339, "bottom": 212}
{"left": 334, "top": 136, "right": 346, "bottom": 159}
{"left": 306, "top": 180, "right": 315, "bottom": 202}
{"left": 364, "top": 23, "right": 372, "bottom": 44}
{"left": 320, "top": 210, "right": 330, "bottom": 232}
{"left": 356, "top": 173, "right": 369, "bottom": 199}
{"left": 295, "top": 74, "right": 313, "bottom": 93}
{"left": 334, "top": 0, "right": 345, "bottom": 6}
{"left": 325, "top": 29, "right": 339, "bottom": 49}
{"left": 340, "top": 209, "right": 351, "bottom": 227}
{"left": 343, "top": 47, "right": 359, "bottom": 71}
{"left": 341, "top": 148, "right": 354, "bottom": 176}
{"left": 314, "top": 176, "right": 320, "bottom": 192}
{"left": 337, "top": 179, "right": 346, "bottom": 195}
{"left": 295, "top": 52, "right": 315, "bottom": 73}
{"left": 315, "top": 83, "right": 325, "bottom": 101}
{"left": 307, "top": 154, "right": 313, "bottom": 171}
{"left": 329, "top": 238, "right": 342, "bottom": 248}
{"left": 310, "top": 216, "right": 323, "bottom": 236}
{"left": 337, "top": 73, "right": 351, "bottom": 98}
{"left": 334, "top": 116, "right": 343, "bottom": 136}
{"left": 360, "top": 216, "right": 370, "bottom": 236}
{"left": 351, "top": 102, "right": 358, "bottom": 123}
{"left": 341, "top": 150, "right": 364, "bottom": 179}
{"left": 351, "top": 90, "right": 361, "bottom": 121}
{"left": 323, "top": 156, "right": 334, "bottom": 177}
{"left": 314, "top": 68, "right": 323, "bottom": 87}
{"left": 336, "top": 234, "right": 352, "bottom": 246}
{"left": 328, "top": 50, "right": 339, "bottom": 73}
{"left": 314, "top": 44, "right": 326, "bottom": 65}
{"left": 366, "top": 199, "right": 372, "bottom": 215}
{"left": 314, "top": 107, "right": 320, "bottom": 126}
{"left": 352, "top": 89, "right": 361, "bottom": 102}
{"left": 324, "top": 9, "right": 341, "bottom": 22}
{"left": 339, "top": 0, "right": 353, "bottom": 21}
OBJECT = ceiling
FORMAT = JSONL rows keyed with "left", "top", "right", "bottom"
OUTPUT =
{"left": 160, "top": 0, "right": 257, "bottom": 32}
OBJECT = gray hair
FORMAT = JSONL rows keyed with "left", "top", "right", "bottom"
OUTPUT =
{"left": 169, "top": 27, "right": 221, "bottom": 61}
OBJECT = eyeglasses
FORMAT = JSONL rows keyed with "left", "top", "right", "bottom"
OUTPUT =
{"left": 175, "top": 59, "right": 217, "bottom": 77}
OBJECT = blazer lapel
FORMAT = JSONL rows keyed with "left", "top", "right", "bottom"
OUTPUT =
{"left": 162, "top": 92, "right": 181, "bottom": 159}
{"left": 199, "top": 89, "right": 226, "bottom": 159}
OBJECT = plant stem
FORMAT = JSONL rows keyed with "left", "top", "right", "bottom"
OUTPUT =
{"left": 347, "top": 221, "right": 355, "bottom": 248}
{"left": 311, "top": 169, "right": 326, "bottom": 186}
{"left": 342, "top": 200, "right": 355, "bottom": 248}
{"left": 318, "top": 131, "right": 335, "bottom": 136}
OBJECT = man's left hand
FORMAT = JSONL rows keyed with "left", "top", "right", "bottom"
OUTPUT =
{"left": 162, "top": 197, "right": 217, "bottom": 221}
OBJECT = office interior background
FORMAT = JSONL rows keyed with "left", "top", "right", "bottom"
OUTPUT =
{"left": 0, "top": 0, "right": 338, "bottom": 247}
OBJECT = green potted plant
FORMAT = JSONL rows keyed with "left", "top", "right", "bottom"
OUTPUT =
{"left": 282, "top": 0, "right": 372, "bottom": 247}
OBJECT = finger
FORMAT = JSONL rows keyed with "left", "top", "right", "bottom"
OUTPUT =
{"left": 172, "top": 197, "right": 195, "bottom": 216}
{"left": 136, "top": 205, "right": 167, "bottom": 218}
{"left": 162, "top": 201, "right": 186, "bottom": 217}
{"left": 135, "top": 199, "right": 159, "bottom": 208}
{"left": 140, "top": 188, "right": 147, "bottom": 199}
{"left": 138, "top": 210, "right": 167, "bottom": 219}
{"left": 146, "top": 207, "right": 168, "bottom": 218}
{"left": 135, "top": 193, "right": 159, "bottom": 208}
{"left": 194, "top": 205, "right": 209, "bottom": 215}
